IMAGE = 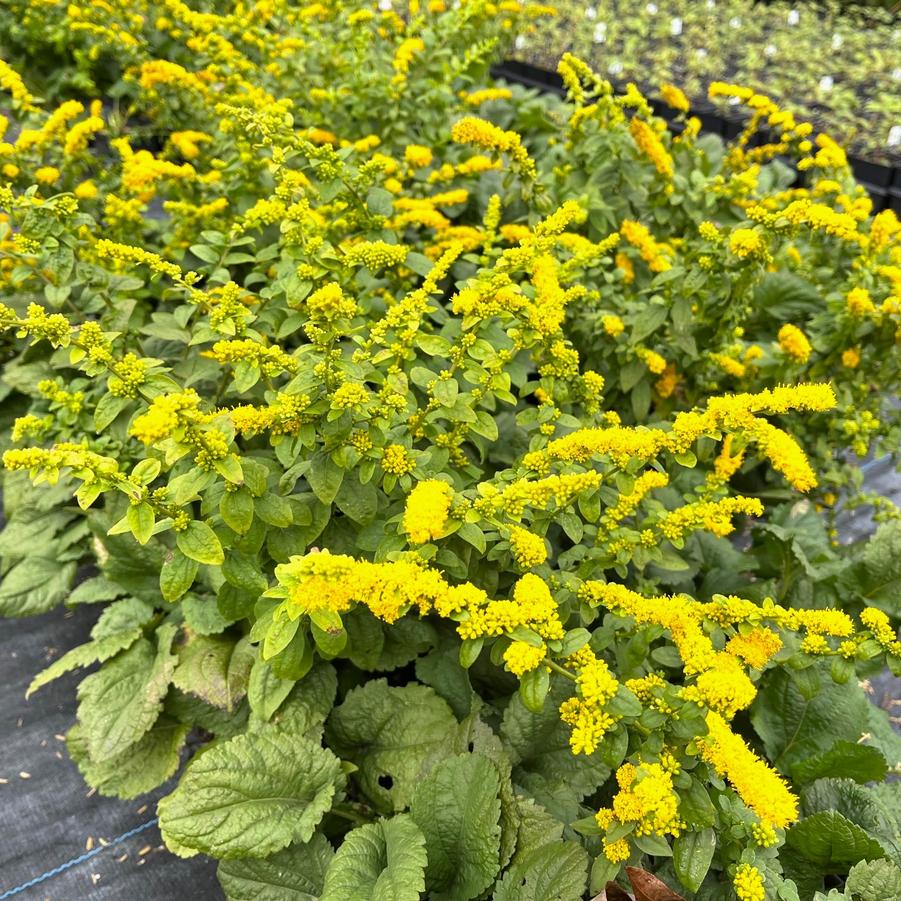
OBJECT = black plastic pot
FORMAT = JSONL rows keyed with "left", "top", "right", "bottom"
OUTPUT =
{"left": 851, "top": 156, "right": 893, "bottom": 188}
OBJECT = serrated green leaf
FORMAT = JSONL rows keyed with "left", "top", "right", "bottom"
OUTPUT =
{"left": 751, "top": 665, "right": 870, "bottom": 769}
{"left": 787, "top": 811, "right": 889, "bottom": 870}
{"left": 792, "top": 742, "right": 888, "bottom": 785}
{"left": 493, "top": 839, "right": 589, "bottom": 901}
{"left": 176, "top": 521, "right": 225, "bottom": 565}
{"left": 77, "top": 624, "right": 178, "bottom": 761}
{"left": 172, "top": 634, "right": 254, "bottom": 711}
{"left": 321, "top": 815, "right": 427, "bottom": 901}
{"left": 410, "top": 754, "right": 502, "bottom": 899}
{"left": 325, "top": 679, "right": 459, "bottom": 813}
{"left": 845, "top": 858, "right": 901, "bottom": 900}
{"left": 159, "top": 730, "right": 343, "bottom": 859}
{"left": 217, "top": 834, "right": 334, "bottom": 900}
{"left": 67, "top": 716, "right": 188, "bottom": 800}
{"left": 91, "top": 597, "right": 155, "bottom": 640}
{"left": 0, "top": 557, "right": 76, "bottom": 616}
{"left": 501, "top": 679, "right": 612, "bottom": 808}
{"left": 27, "top": 628, "right": 143, "bottom": 697}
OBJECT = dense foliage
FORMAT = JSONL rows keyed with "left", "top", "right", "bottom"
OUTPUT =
{"left": 513, "top": 0, "right": 901, "bottom": 165}
{"left": 0, "top": 2, "right": 900, "bottom": 900}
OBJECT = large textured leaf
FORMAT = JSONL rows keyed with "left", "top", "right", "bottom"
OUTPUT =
{"left": 410, "top": 754, "right": 502, "bottom": 900}
{"left": 501, "top": 678, "right": 613, "bottom": 812}
{"left": 159, "top": 730, "right": 343, "bottom": 859}
{"left": 791, "top": 741, "right": 888, "bottom": 785}
{"left": 217, "top": 834, "right": 334, "bottom": 900}
{"left": 172, "top": 634, "right": 254, "bottom": 711}
{"left": 801, "top": 778, "right": 901, "bottom": 863}
{"left": 0, "top": 556, "right": 76, "bottom": 616}
{"left": 91, "top": 597, "right": 155, "bottom": 639}
{"left": 787, "top": 811, "right": 889, "bottom": 870}
{"left": 492, "top": 839, "right": 589, "bottom": 901}
{"left": 320, "top": 815, "right": 427, "bottom": 901}
{"left": 27, "top": 628, "right": 142, "bottom": 697}
{"left": 750, "top": 667, "right": 869, "bottom": 769}
{"left": 752, "top": 271, "right": 821, "bottom": 323}
{"left": 67, "top": 716, "right": 188, "bottom": 800}
{"left": 76, "top": 624, "right": 177, "bottom": 761}
{"left": 861, "top": 520, "right": 901, "bottom": 614}
{"left": 325, "top": 680, "right": 458, "bottom": 812}
{"left": 845, "top": 858, "right": 901, "bottom": 900}
{"left": 253, "top": 662, "right": 337, "bottom": 740}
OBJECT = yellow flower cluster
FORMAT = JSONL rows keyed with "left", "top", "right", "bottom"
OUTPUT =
{"left": 699, "top": 711, "right": 798, "bottom": 829}
{"left": 628, "top": 118, "right": 673, "bottom": 179}
{"left": 777, "top": 323, "right": 812, "bottom": 362}
{"left": 403, "top": 479, "right": 453, "bottom": 544}
{"left": 475, "top": 471, "right": 603, "bottom": 518}
{"left": 343, "top": 240, "right": 409, "bottom": 270}
{"left": 558, "top": 650, "right": 622, "bottom": 754}
{"left": 229, "top": 393, "right": 310, "bottom": 436}
{"left": 305, "top": 283, "right": 357, "bottom": 321}
{"left": 861, "top": 607, "right": 901, "bottom": 656}
{"left": 620, "top": 219, "right": 670, "bottom": 272}
{"left": 726, "top": 628, "right": 783, "bottom": 669}
{"left": 206, "top": 339, "right": 298, "bottom": 377}
{"left": 604, "top": 762, "right": 684, "bottom": 839}
{"left": 503, "top": 640, "right": 547, "bottom": 676}
{"left": 451, "top": 116, "right": 536, "bottom": 179}
{"left": 382, "top": 443, "right": 415, "bottom": 475}
{"left": 130, "top": 390, "right": 201, "bottom": 444}
{"left": 659, "top": 496, "right": 765, "bottom": 540}
{"left": 660, "top": 84, "right": 690, "bottom": 113}
{"left": 527, "top": 385, "right": 833, "bottom": 493}
{"left": 508, "top": 525, "right": 548, "bottom": 568}
{"left": 733, "top": 864, "right": 766, "bottom": 901}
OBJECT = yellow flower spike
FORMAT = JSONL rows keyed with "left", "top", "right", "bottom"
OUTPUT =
{"left": 403, "top": 479, "right": 454, "bottom": 544}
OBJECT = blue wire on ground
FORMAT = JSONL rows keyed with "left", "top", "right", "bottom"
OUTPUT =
{"left": 0, "top": 818, "right": 158, "bottom": 899}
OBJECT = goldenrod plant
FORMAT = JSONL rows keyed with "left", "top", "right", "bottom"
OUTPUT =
{"left": 0, "top": 4, "right": 899, "bottom": 900}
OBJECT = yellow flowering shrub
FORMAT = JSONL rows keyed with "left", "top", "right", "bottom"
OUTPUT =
{"left": 0, "top": 6, "right": 899, "bottom": 901}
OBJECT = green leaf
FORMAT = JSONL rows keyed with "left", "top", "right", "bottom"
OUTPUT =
{"left": 91, "top": 597, "right": 155, "bottom": 639}
{"left": 27, "top": 628, "right": 142, "bottom": 697}
{"left": 176, "top": 521, "right": 225, "bottom": 566}
{"left": 217, "top": 834, "right": 334, "bottom": 900}
{"left": 792, "top": 742, "right": 888, "bottom": 785}
{"left": 519, "top": 665, "right": 550, "bottom": 713}
{"left": 264, "top": 615, "right": 301, "bottom": 661}
{"left": 325, "top": 679, "right": 459, "bottom": 813}
{"left": 366, "top": 186, "right": 395, "bottom": 218}
{"left": 94, "top": 393, "right": 129, "bottom": 431}
{"left": 127, "top": 502, "right": 155, "bottom": 545}
{"left": 158, "top": 729, "right": 343, "bottom": 859}
{"left": 501, "top": 679, "right": 612, "bottom": 809}
{"left": 307, "top": 453, "right": 344, "bottom": 505}
{"left": 77, "top": 624, "right": 178, "bottom": 761}
{"left": 320, "top": 815, "right": 427, "bottom": 901}
{"left": 673, "top": 828, "right": 715, "bottom": 891}
{"left": 787, "top": 811, "right": 889, "bottom": 870}
{"left": 492, "top": 840, "right": 589, "bottom": 901}
{"left": 67, "top": 717, "right": 188, "bottom": 800}
{"left": 160, "top": 549, "right": 199, "bottom": 602}
{"left": 0, "top": 557, "right": 76, "bottom": 616}
{"left": 750, "top": 666, "right": 870, "bottom": 769}
{"left": 845, "top": 858, "right": 901, "bottom": 900}
{"left": 410, "top": 754, "right": 502, "bottom": 899}
{"left": 255, "top": 493, "right": 294, "bottom": 528}
{"left": 183, "top": 594, "right": 234, "bottom": 635}
{"left": 221, "top": 488, "right": 255, "bottom": 535}
{"left": 172, "top": 634, "right": 254, "bottom": 711}
{"left": 247, "top": 657, "right": 296, "bottom": 722}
